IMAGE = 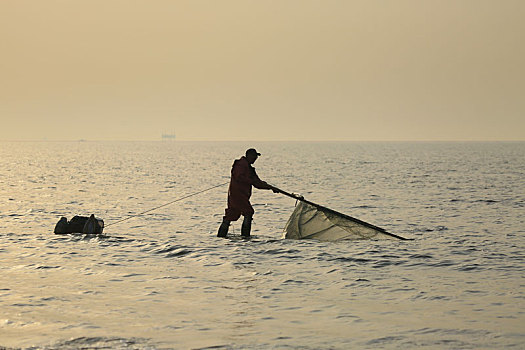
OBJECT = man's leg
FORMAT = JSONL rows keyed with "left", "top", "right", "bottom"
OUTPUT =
{"left": 240, "top": 203, "right": 255, "bottom": 238}
{"left": 241, "top": 215, "right": 252, "bottom": 237}
{"left": 217, "top": 219, "right": 230, "bottom": 237}
{"left": 218, "top": 207, "right": 241, "bottom": 238}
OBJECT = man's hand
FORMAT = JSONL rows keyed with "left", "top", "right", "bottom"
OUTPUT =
{"left": 270, "top": 186, "right": 280, "bottom": 193}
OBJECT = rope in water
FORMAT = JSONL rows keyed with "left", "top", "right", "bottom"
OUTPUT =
{"left": 105, "top": 182, "right": 229, "bottom": 228}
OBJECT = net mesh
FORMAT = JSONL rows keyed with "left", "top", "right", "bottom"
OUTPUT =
{"left": 284, "top": 201, "right": 396, "bottom": 241}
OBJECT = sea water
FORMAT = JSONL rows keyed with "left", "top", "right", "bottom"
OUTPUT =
{"left": 0, "top": 141, "right": 523, "bottom": 349}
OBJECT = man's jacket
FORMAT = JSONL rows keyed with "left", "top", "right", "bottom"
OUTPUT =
{"left": 228, "top": 156, "right": 270, "bottom": 204}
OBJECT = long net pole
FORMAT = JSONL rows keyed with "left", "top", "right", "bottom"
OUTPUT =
{"left": 271, "top": 185, "right": 407, "bottom": 240}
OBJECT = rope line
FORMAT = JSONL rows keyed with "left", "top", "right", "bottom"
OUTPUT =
{"left": 105, "top": 182, "right": 229, "bottom": 228}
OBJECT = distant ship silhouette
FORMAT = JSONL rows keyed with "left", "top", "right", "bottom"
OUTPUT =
{"left": 161, "top": 134, "right": 176, "bottom": 140}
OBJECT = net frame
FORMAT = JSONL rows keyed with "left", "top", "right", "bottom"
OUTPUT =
{"left": 276, "top": 188, "right": 406, "bottom": 241}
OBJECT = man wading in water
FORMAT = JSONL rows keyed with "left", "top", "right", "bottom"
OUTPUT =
{"left": 217, "top": 148, "right": 277, "bottom": 238}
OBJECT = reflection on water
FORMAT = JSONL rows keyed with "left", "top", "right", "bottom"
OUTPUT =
{"left": 0, "top": 141, "right": 524, "bottom": 349}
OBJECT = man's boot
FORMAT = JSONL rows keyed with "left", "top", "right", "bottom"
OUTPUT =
{"left": 217, "top": 219, "right": 230, "bottom": 238}
{"left": 241, "top": 216, "right": 252, "bottom": 237}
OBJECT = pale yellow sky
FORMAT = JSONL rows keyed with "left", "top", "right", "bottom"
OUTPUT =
{"left": 1, "top": 0, "right": 524, "bottom": 141}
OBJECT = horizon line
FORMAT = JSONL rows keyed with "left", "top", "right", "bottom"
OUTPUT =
{"left": 1, "top": 139, "right": 524, "bottom": 143}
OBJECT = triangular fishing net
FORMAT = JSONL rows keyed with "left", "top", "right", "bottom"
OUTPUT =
{"left": 284, "top": 200, "right": 404, "bottom": 241}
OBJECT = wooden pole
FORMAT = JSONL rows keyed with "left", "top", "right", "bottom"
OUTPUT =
{"left": 271, "top": 186, "right": 408, "bottom": 240}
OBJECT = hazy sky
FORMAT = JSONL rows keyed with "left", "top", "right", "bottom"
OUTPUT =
{"left": 1, "top": 0, "right": 524, "bottom": 141}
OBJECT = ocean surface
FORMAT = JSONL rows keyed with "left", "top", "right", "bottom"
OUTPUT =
{"left": 0, "top": 141, "right": 523, "bottom": 349}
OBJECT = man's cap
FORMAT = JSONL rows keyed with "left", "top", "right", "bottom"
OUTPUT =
{"left": 246, "top": 148, "right": 261, "bottom": 156}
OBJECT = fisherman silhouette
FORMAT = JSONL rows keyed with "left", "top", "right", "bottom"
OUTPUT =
{"left": 217, "top": 148, "right": 277, "bottom": 238}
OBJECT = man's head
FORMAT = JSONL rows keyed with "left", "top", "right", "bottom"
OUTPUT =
{"left": 245, "top": 148, "right": 261, "bottom": 164}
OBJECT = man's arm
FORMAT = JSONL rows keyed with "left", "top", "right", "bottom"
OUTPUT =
{"left": 251, "top": 168, "right": 274, "bottom": 190}
{"left": 232, "top": 160, "right": 278, "bottom": 192}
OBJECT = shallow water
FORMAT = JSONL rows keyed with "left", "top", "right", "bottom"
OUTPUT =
{"left": 1, "top": 141, "right": 524, "bottom": 349}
